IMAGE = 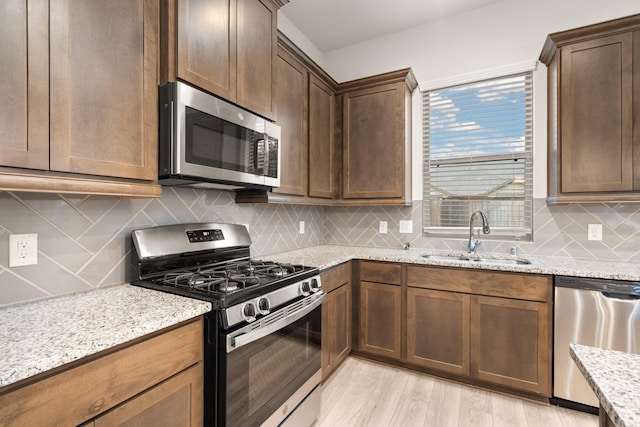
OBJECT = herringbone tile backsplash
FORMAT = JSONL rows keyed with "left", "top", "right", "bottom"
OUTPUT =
{"left": 0, "top": 188, "right": 322, "bottom": 305}
{"left": 2, "top": 190, "right": 640, "bottom": 306}
{"left": 323, "top": 199, "right": 640, "bottom": 261}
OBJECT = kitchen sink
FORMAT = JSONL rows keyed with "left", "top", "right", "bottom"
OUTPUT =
{"left": 473, "top": 257, "right": 532, "bottom": 265}
{"left": 420, "top": 254, "right": 476, "bottom": 262}
{"left": 420, "top": 253, "right": 531, "bottom": 265}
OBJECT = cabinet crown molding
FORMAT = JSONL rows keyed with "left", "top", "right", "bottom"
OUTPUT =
{"left": 540, "top": 13, "right": 640, "bottom": 64}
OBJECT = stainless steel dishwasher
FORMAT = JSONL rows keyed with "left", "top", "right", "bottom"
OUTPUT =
{"left": 553, "top": 275, "right": 640, "bottom": 411}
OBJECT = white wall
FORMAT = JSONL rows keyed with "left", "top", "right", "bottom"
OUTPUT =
{"left": 278, "top": 0, "right": 640, "bottom": 200}
{"left": 277, "top": 11, "right": 325, "bottom": 67}
{"left": 320, "top": 0, "right": 640, "bottom": 83}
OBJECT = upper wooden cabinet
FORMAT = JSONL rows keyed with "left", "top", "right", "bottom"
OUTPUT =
{"left": 164, "top": 0, "right": 278, "bottom": 120}
{"left": 0, "top": 0, "right": 49, "bottom": 171}
{"left": 338, "top": 69, "right": 417, "bottom": 205}
{"left": 50, "top": 0, "right": 159, "bottom": 181}
{"left": 272, "top": 35, "right": 337, "bottom": 201}
{"left": 308, "top": 74, "right": 336, "bottom": 199}
{"left": 540, "top": 14, "right": 640, "bottom": 203}
{"left": 272, "top": 46, "right": 309, "bottom": 197}
{"left": 238, "top": 33, "right": 338, "bottom": 204}
{"left": 0, "top": 0, "right": 161, "bottom": 198}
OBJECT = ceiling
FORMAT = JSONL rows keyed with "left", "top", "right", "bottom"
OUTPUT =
{"left": 280, "top": 0, "right": 504, "bottom": 52}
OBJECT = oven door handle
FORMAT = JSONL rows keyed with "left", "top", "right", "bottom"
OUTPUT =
{"left": 227, "top": 293, "right": 326, "bottom": 353}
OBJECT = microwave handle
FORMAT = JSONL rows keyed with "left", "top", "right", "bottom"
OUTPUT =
{"left": 254, "top": 137, "right": 262, "bottom": 173}
{"left": 259, "top": 134, "right": 270, "bottom": 177}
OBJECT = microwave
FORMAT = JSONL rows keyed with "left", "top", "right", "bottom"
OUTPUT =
{"left": 158, "top": 82, "right": 280, "bottom": 190}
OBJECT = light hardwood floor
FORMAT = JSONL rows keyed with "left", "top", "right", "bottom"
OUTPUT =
{"left": 317, "top": 357, "right": 598, "bottom": 427}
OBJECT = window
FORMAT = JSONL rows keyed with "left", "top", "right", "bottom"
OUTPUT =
{"left": 423, "top": 72, "right": 533, "bottom": 241}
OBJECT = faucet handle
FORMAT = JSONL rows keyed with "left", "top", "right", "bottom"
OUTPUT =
{"left": 468, "top": 239, "right": 482, "bottom": 253}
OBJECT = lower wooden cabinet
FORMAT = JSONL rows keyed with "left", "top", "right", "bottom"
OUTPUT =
{"left": 406, "top": 265, "right": 552, "bottom": 397}
{"left": 322, "top": 283, "right": 352, "bottom": 380}
{"left": 358, "top": 282, "right": 402, "bottom": 360}
{"left": 0, "top": 319, "right": 204, "bottom": 426}
{"left": 470, "top": 295, "right": 551, "bottom": 394}
{"left": 406, "top": 287, "right": 470, "bottom": 376}
{"left": 321, "top": 262, "right": 352, "bottom": 380}
{"left": 357, "top": 261, "right": 402, "bottom": 360}
{"left": 93, "top": 362, "right": 203, "bottom": 427}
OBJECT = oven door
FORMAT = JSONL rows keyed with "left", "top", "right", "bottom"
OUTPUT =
{"left": 219, "top": 294, "right": 325, "bottom": 427}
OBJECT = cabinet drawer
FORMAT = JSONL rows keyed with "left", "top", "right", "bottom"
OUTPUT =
{"left": 321, "top": 262, "right": 352, "bottom": 293}
{"left": 0, "top": 319, "right": 203, "bottom": 427}
{"left": 359, "top": 261, "right": 401, "bottom": 285}
{"left": 406, "top": 265, "right": 551, "bottom": 302}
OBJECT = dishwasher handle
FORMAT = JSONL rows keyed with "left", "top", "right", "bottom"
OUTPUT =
{"left": 602, "top": 291, "right": 640, "bottom": 300}
{"left": 555, "top": 275, "right": 640, "bottom": 296}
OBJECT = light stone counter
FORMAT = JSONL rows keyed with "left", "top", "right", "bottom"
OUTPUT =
{"left": 265, "top": 245, "right": 640, "bottom": 281}
{"left": 3, "top": 244, "right": 639, "bottom": 394}
{"left": 570, "top": 344, "right": 640, "bottom": 427}
{"left": 0, "top": 284, "right": 211, "bottom": 389}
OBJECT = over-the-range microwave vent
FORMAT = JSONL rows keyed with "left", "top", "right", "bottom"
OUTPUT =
{"left": 158, "top": 175, "right": 273, "bottom": 191}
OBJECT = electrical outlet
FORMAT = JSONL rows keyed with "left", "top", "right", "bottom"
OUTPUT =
{"left": 299, "top": 221, "right": 305, "bottom": 234}
{"left": 399, "top": 220, "right": 413, "bottom": 234}
{"left": 9, "top": 234, "right": 38, "bottom": 267}
{"left": 379, "top": 221, "right": 388, "bottom": 234}
{"left": 588, "top": 224, "right": 602, "bottom": 241}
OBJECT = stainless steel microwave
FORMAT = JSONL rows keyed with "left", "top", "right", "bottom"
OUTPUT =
{"left": 158, "top": 82, "right": 280, "bottom": 190}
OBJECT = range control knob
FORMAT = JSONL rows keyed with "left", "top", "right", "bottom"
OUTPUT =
{"left": 309, "top": 278, "right": 321, "bottom": 293}
{"left": 242, "top": 302, "right": 257, "bottom": 323}
{"left": 257, "top": 297, "right": 271, "bottom": 315}
{"left": 300, "top": 281, "right": 311, "bottom": 296}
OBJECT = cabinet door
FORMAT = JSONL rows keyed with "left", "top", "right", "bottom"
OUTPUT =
{"left": 0, "top": 0, "right": 48, "bottom": 170}
{"left": 406, "top": 288, "right": 470, "bottom": 376}
{"left": 560, "top": 33, "right": 633, "bottom": 193}
{"left": 236, "top": 0, "right": 277, "bottom": 119}
{"left": 176, "top": 0, "right": 236, "bottom": 101}
{"left": 273, "top": 49, "right": 308, "bottom": 196}
{"left": 470, "top": 295, "right": 551, "bottom": 395}
{"left": 321, "top": 291, "right": 331, "bottom": 378}
{"left": 332, "top": 283, "right": 352, "bottom": 367}
{"left": 49, "top": 0, "right": 159, "bottom": 180}
{"left": 94, "top": 363, "right": 203, "bottom": 427}
{"left": 634, "top": 31, "right": 640, "bottom": 190}
{"left": 359, "top": 281, "right": 401, "bottom": 359}
{"left": 343, "top": 82, "right": 405, "bottom": 199}
{"left": 308, "top": 74, "right": 335, "bottom": 199}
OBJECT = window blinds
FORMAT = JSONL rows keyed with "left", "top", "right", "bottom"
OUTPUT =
{"left": 423, "top": 72, "right": 533, "bottom": 241}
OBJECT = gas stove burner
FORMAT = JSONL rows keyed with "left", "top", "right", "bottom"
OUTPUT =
{"left": 268, "top": 264, "right": 297, "bottom": 278}
{"left": 218, "top": 281, "right": 239, "bottom": 292}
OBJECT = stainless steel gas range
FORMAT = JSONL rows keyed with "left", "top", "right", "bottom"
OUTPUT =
{"left": 130, "top": 223, "right": 325, "bottom": 427}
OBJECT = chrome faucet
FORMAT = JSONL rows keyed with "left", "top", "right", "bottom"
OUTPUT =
{"left": 468, "top": 210, "right": 490, "bottom": 253}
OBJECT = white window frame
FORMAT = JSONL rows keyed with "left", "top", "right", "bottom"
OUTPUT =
{"left": 422, "top": 71, "right": 534, "bottom": 242}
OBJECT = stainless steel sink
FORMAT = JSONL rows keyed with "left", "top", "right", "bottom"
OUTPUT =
{"left": 420, "top": 253, "right": 531, "bottom": 265}
{"left": 420, "top": 254, "right": 475, "bottom": 262}
{"left": 473, "top": 257, "right": 532, "bottom": 265}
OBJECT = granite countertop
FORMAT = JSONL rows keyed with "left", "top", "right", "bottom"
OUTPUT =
{"left": 265, "top": 245, "right": 640, "bottom": 281}
{"left": 3, "top": 244, "right": 639, "bottom": 394}
{"left": 570, "top": 344, "right": 640, "bottom": 427}
{"left": 0, "top": 284, "right": 211, "bottom": 390}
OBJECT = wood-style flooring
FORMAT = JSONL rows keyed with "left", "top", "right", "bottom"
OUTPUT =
{"left": 316, "top": 356, "right": 598, "bottom": 427}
